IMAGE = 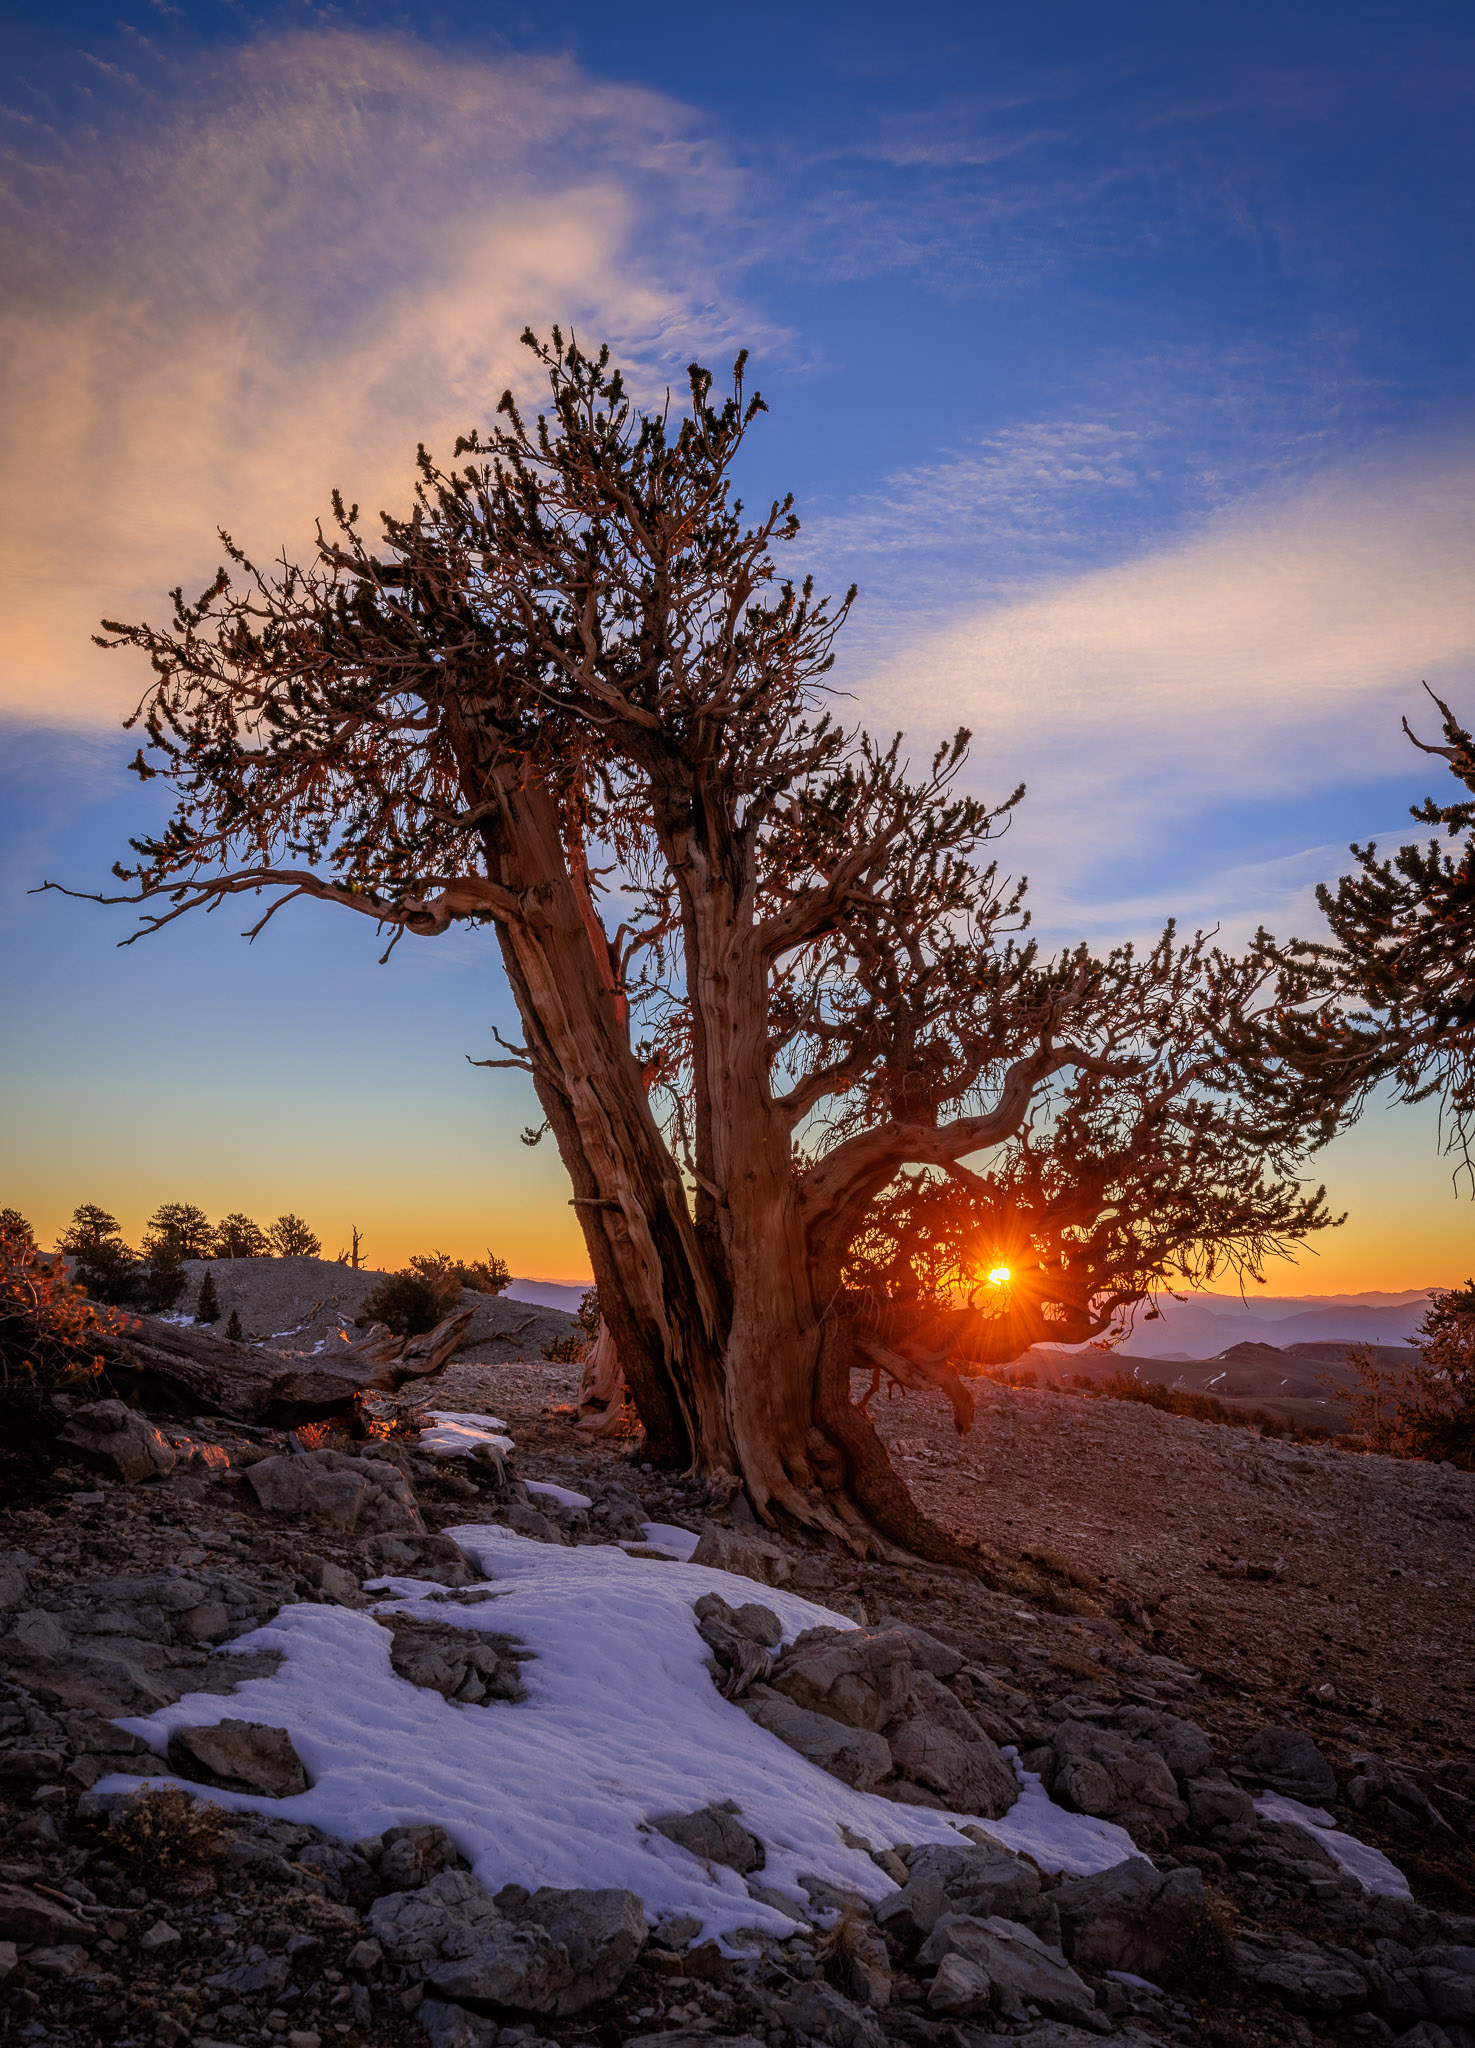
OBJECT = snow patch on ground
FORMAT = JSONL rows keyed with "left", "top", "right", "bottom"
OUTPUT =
{"left": 525, "top": 1480, "right": 594, "bottom": 1510}
{"left": 637, "top": 1522, "right": 701, "bottom": 1561}
{"left": 1254, "top": 1792, "right": 1411, "bottom": 1897}
{"left": 102, "top": 1527, "right": 1139, "bottom": 1943}
{"left": 416, "top": 1412, "right": 514, "bottom": 1460}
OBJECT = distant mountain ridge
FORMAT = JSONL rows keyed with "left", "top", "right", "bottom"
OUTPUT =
{"left": 1115, "top": 1289, "right": 1433, "bottom": 1358}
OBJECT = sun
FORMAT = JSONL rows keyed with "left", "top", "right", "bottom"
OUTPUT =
{"left": 986, "top": 1265, "right": 1011, "bottom": 1286}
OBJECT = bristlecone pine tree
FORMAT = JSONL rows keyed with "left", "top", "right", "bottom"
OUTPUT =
{"left": 1277, "top": 689, "right": 1475, "bottom": 1171}
{"left": 56, "top": 331, "right": 1340, "bottom": 1555}
{"left": 225, "top": 1308, "right": 244, "bottom": 1342}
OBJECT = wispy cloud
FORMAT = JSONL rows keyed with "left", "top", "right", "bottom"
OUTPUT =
{"left": 845, "top": 445, "right": 1475, "bottom": 933}
{"left": 0, "top": 30, "right": 766, "bottom": 726}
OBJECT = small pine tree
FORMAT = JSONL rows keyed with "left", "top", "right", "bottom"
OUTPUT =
{"left": 225, "top": 1307, "right": 243, "bottom": 1341}
{"left": 196, "top": 1270, "right": 220, "bottom": 1324}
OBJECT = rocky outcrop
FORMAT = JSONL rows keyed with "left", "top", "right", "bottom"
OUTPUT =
{"left": 247, "top": 1447, "right": 424, "bottom": 1535}
{"left": 166, "top": 1719, "right": 309, "bottom": 1797}
{"left": 58, "top": 1401, "right": 176, "bottom": 1486}
{"left": 368, "top": 1868, "right": 647, "bottom": 2016}
{"left": 650, "top": 1801, "right": 763, "bottom": 1873}
{"left": 1237, "top": 1724, "right": 1338, "bottom": 1802}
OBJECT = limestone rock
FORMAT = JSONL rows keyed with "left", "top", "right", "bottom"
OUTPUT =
{"left": 1112, "top": 1706, "right": 1215, "bottom": 1780}
{"left": 689, "top": 1525, "right": 792, "bottom": 1587}
{"left": 359, "top": 1532, "right": 481, "bottom": 1586}
{"left": 744, "top": 1686, "right": 894, "bottom": 1790}
{"left": 875, "top": 1874, "right": 950, "bottom": 1944}
{"left": 919, "top": 1914, "right": 1104, "bottom": 2031}
{"left": 767, "top": 1626, "right": 914, "bottom": 1732}
{"left": 1053, "top": 1856, "right": 1207, "bottom": 1982}
{"left": 248, "top": 1447, "right": 423, "bottom": 1535}
{"left": 927, "top": 1950, "right": 993, "bottom": 2017}
{"left": 58, "top": 1400, "right": 175, "bottom": 1485}
{"left": 518, "top": 1885, "right": 648, "bottom": 2014}
{"left": 1238, "top": 1725, "right": 1338, "bottom": 1803}
{"left": 650, "top": 1802, "right": 763, "bottom": 1873}
{"left": 0, "top": 1883, "right": 96, "bottom": 1947}
{"left": 167, "top": 1719, "right": 309, "bottom": 1797}
{"left": 377, "top": 1823, "right": 463, "bottom": 1890}
{"left": 370, "top": 1869, "right": 647, "bottom": 2017}
{"left": 1235, "top": 1932, "right": 1370, "bottom": 2014}
{"left": 1049, "top": 1720, "right": 1185, "bottom": 1825}
{"left": 387, "top": 1617, "right": 527, "bottom": 1706}
{"left": 904, "top": 1840, "right": 1041, "bottom": 1923}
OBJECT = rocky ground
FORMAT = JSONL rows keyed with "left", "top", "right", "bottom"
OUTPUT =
{"left": 1, "top": 1342, "right": 1472, "bottom": 2048}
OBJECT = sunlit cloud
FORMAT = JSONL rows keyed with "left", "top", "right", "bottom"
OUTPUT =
{"left": 0, "top": 30, "right": 767, "bottom": 727}
{"left": 847, "top": 445, "right": 1475, "bottom": 929}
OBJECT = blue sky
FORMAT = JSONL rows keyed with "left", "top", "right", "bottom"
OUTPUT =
{"left": 2, "top": 0, "right": 1473, "bottom": 1283}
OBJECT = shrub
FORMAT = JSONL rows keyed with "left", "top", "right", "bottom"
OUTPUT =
{"left": 195, "top": 1269, "right": 221, "bottom": 1323}
{"left": 576, "top": 1287, "right": 600, "bottom": 1335}
{"left": 1342, "top": 1284, "right": 1475, "bottom": 1469}
{"left": 408, "top": 1248, "right": 510, "bottom": 1299}
{"left": 0, "top": 1209, "right": 116, "bottom": 1393}
{"left": 268, "top": 1212, "right": 321, "bottom": 1258}
{"left": 104, "top": 1787, "right": 230, "bottom": 1896}
{"left": 542, "top": 1330, "right": 591, "bottom": 1363}
{"left": 1087, "top": 1371, "right": 1330, "bottom": 1442}
{"left": 213, "top": 1212, "right": 269, "bottom": 1258}
{"left": 142, "top": 1202, "right": 215, "bottom": 1263}
{"left": 358, "top": 1270, "right": 443, "bottom": 1338}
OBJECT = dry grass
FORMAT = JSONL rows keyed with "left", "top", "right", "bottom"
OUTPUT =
{"left": 104, "top": 1787, "right": 231, "bottom": 1896}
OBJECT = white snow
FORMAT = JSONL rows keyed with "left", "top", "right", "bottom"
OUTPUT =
{"left": 525, "top": 1480, "right": 594, "bottom": 1511}
{"left": 1254, "top": 1792, "right": 1411, "bottom": 1898}
{"left": 636, "top": 1522, "right": 701, "bottom": 1561}
{"left": 416, "top": 1413, "right": 514, "bottom": 1460}
{"left": 101, "top": 1526, "right": 1139, "bottom": 1945}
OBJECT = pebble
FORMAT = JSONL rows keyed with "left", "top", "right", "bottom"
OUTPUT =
{"left": 138, "top": 1918, "right": 182, "bottom": 1951}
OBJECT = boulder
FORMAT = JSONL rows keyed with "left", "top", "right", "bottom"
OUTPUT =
{"left": 1053, "top": 1856, "right": 1206, "bottom": 1981}
{"left": 650, "top": 1802, "right": 762, "bottom": 1873}
{"left": 1112, "top": 1707, "right": 1214, "bottom": 1780}
{"left": 1186, "top": 1774, "right": 1257, "bottom": 1829}
{"left": 1050, "top": 1721, "right": 1185, "bottom": 1824}
{"left": 889, "top": 1718, "right": 1020, "bottom": 1818}
{"left": 419, "top": 2000, "right": 499, "bottom": 2048}
{"left": 927, "top": 1951, "right": 993, "bottom": 2017}
{"left": 249, "top": 1448, "right": 423, "bottom": 1535}
{"left": 58, "top": 1400, "right": 175, "bottom": 1485}
{"left": 875, "top": 1875, "right": 950, "bottom": 1944}
{"left": 767, "top": 1627, "right": 914, "bottom": 1732}
{"left": 377, "top": 1823, "right": 463, "bottom": 1891}
{"left": 518, "top": 1887, "right": 648, "bottom": 2014}
{"left": 919, "top": 1914, "right": 1104, "bottom": 2031}
{"left": 166, "top": 1719, "right": 309, "bottom": 1797}
{"left": 689, "top": 1526, "right": 792, "bottom": 1587}
{"left": 1235, "top": 1932, "right": 1370, "bottom": 2014}
{"left": 744, "top": 1687, "right": 893, "bottom": 1790}
{"left": 0, "top": 1883, "right": 96, "bottom": 1947}
{"left": 1238, "top": 1726, "right": 1337, "bottom": 1803}
{"left": 883, "top": 1622, "right": 965, "bottom": 1678}
{"left": 905, "top": 1841, "right": 1040, "bottom": 1923}
{"left": 370, "top": 1870, "right": 647, "bottom": 2017}
{"left": 0, "top": 1551, "right": 33, "bottom": 1611}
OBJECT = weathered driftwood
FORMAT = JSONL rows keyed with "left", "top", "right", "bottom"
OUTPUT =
{"left": 107, "top": 1308, "right": 476, "bottom": 1425}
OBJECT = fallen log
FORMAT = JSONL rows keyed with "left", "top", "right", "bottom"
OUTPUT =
{"left": 104, "top": 1307, "right": 477, "bottom": 1425}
